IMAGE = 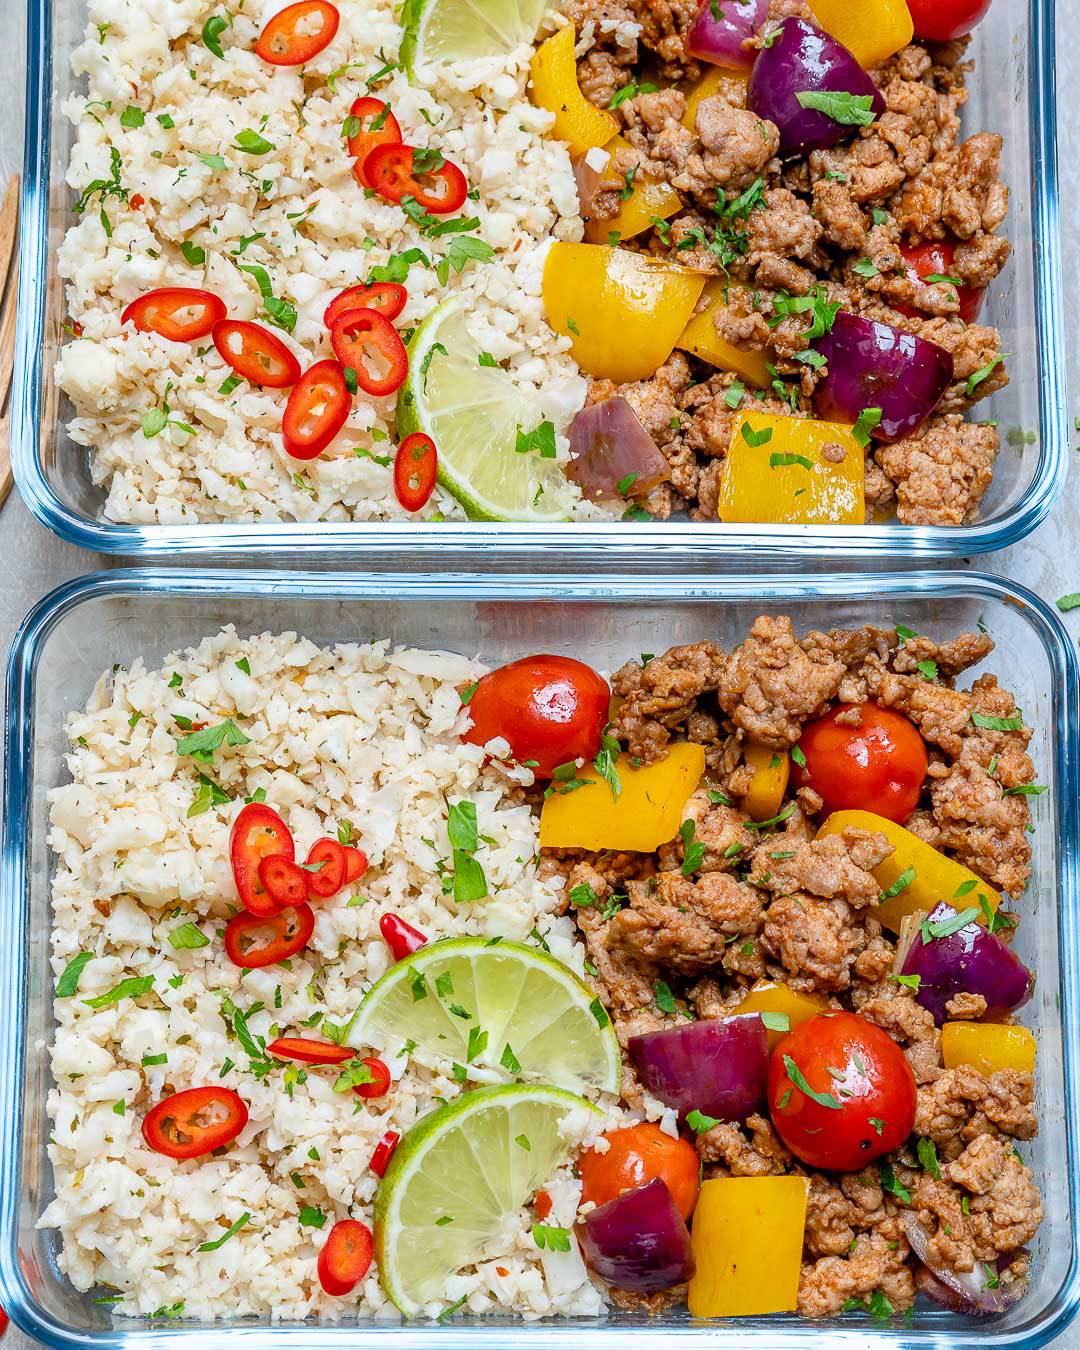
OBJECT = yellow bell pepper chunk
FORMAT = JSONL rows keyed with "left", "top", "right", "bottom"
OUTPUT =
{"left": 816, "top": 810, "right": 1003, "bottom": 934}
{"left": 942, "top": 1022, "right": 1036, "bottom": 1076}
{"left": 544, "top": 243, "right": 707, "bottom": 383}
{"left": 539, "top": 743, "right": 705, "bottom": 852}
{"left": 740, "top": 741, "right": 790, "bottom": 821}
{"left": 675, "top": 281, "right": 771, "bottom": 388}
{"left": 716, "top": 411, "right": 865, "bottom": 525}
{"left": 807, "top": 0, "right": 914, "bottom": 70}
{"left": 682, "top": 67, "right": 750, "bottom": 132}
{"left": 530, "top": 25, "right": 619, "bottom": 156}
{"left": 734, "top": 980, "right": 826, "bottom": 1050}
{"left": 584, "top": 138, "right": 683, "bottom": 245}
{"left": 688, "top": 1177, "right": 809, "bottom": 1318}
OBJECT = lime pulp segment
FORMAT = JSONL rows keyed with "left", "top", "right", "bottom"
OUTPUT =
{"left": 401, "top": 0, "right": 552, "bottom": 68}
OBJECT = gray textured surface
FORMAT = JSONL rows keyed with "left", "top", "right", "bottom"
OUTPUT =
{"left": 1, "top": 0, "right": 1078, "bottom": 1344}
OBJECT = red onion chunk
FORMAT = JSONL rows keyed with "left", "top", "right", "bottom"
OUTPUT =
{"left": 577, "top": 1179, "right": 694, "bottom": 1292}
{"left": 687, "top": 0, "right": 767, "bottom": 71}
{"left": 746, "top": 18, "right": 885, "bottom": 155}
{"left": 901, "top": 902, "right": 1033, "bottom": 1027}
{"left": 627, "top": 1015, "right": 768, "bottom": 1123}
{"left": 813, "top": 310, "right": 954, "bottom": 443}
{"left": 905, "top": 1215, "right": 1023, "bottom": 1316}
{"left": 567, "top": 397, "right": 671, "bottom": 502}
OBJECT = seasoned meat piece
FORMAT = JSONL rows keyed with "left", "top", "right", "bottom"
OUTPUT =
{"left": 657, "top": 788, "right": 756, "bottom": 873}
{"left": 622, "top": 89, "right": 695, "bottom": 180}
{"left": 587, "top": 351, "right": 691, "bottom": 446}
{"left": 875, "top": 416, "right": 998, "bottom": 526}
{"left": 687, "top": 974, "right": 739, "bottom": 1020}
{"left": 608, "top": 869, "right": 764, "bottom": 974}
{"left": 804, "top": 1171, "right": 887, "bottom": 1256}
{"left": 677, "top": 97, "right": 779, "bottom": 194}
{"left": 798, "top": 1228, "right": 915, "bottom": 1318}
{"left": 914, "top": 1065, "right": 1037, "bottom": 1157}
{"left": 577, "top": 49, "right": 635, "bottom": 108}
{"left": 812, "top": 179, "right": 867, "bottom": 251}
{"left": 716, "top": 615, "right": 845, "bottom": 748}
{"left": 569, "top": 866, "right": 660, "bottom": 1019}
{"left": 697, "top": 1113, "right": 791, "bottom": 1175}
{"left": 947, "top": 1134, "right": 1042, "bottom": 1256}
{"left": 747, "top": 188, "right": 823, "bottom": 275}
{"left": 929, "top": 758, "right": 1032, "bottom": 897}
{"left": 691, "top": 459, "right": 723, "bottom": 521}
{"left": 749, "top": 828, "right": 892, "bottom": 908}
{"left": 891, "top": 630, "right": 994, "bottom": 681}
{"left": 609, "top": 1286, "right": 686, "bottom": 1314}
{"left": 946, "top": 991, "right": 988, "bottom": 1019}
{"left": 942, "top": 132, "right": 1009, "bottom": 238}
{"left": 799, "top": 625, "right": 898, "bottom": 705}
{"left": 610, "top": 640, "right": 725, "bottom": 764}
{"left": 761, "top": 894, "right": 865, "bottom": 993}
{"left": 859, "top": 991, "right": 941, "bottom": 1085}
{"left": 952, "top": 231, "right": 1012, "bottom": 290}
{"left": 629, "top": 0, "right": 700, "bottom": 77}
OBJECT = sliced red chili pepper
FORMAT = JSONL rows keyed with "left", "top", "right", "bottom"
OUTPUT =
{"left": 379, "top": 913, "right": 427, "bottom": 962}
{"left": 353, "top": 1056, "right": 391, "bottom": 1100}
{"left": 258, "top": 855, "right": 309, "bottom": 909}
{"left": 281, "top": 359, "right": 350, "bottom": 461}
{"left": 318, "top": 1219, "right": 374, "bottom": 1297}
{"left": 224, "top": 905, "right": 315, "bottom": 969}
{"left": 534, "top": 1189, "right": 553, "bottom": 1220}
{"left": 369, "top": 1129, "right": 400, "bottom": 1177}
{"left": 255, "top": 0, "right": 340, "bottom": 65}
{"left": 394, "top": 433, "right": 438, "bottom": 513}
{"left": 121, "top": 288, "right": 226, "bottom": 342}
{"left": 305, "top": 837, "right": 348, "bottom": 899}
{"left": 324, "top": 282, "right": 407, "bottom": 329}
{"left": 347, "top": 97, "right": 403, "bottom": 189}
{"left": 129, "top": 193, "right": 145, "bottom": 211}
{"left": 329, "top": 310, "right": 408, "bottom": 399}
{"left": 267, "top": 1037, "right": 354, "bottom": 1066}
{"left": 142, "top": 1086, "right": 248, "bottom": 1160}
{"left": 213, "top": 319, "right": 301, "bottom": 389}
{"left": 344, "top": 846, "right": 369, "bottom": 885}
{"left": 231, "top": 803, "right": 294, "bottom": 917}
{"left": 364, "top": 143, "right": 468, "bottom": 215}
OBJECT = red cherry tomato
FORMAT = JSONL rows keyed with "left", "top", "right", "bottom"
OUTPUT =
{"left": 121, "top": 288, "right": 226, "bottom": 342}
{"left": 224, "top": 905, "right": 316, "bottom": 969}
{"left": 369, "top": 1129, "right": 400, "bottom": 1177}
{"left": 463, "top": 655, "right": 610, "bottom": 778}
{"left": 352, "top": 1056, "right": 391, "bottom": 1099}
{"left": 347, "top": 97, "right": 404, "bottom": 189}
{"left": 767, "top": 1011, "right": 916, "bottom": 1171}
{"left": 343, "top": 846, "right": 369, "bottom": 885}
{"left": 318, "top": 1219, "right": 374, "bottom": 1297}
{"left": 793, "top": 702, "right": 928, "bottom": 824}
{"left": 213, "top": 320, "right": 301, "bottom": 389}
{"left": 255, "top": 0, "right": 340, "bottom": 64}
{"left": 0, "top": 1304, "right": 8, "bottom": 1337}
{"left": 282, "top": 359, "right": 350, "bottom": 460}
{"left": 904, "top": 0, "right": 992, "bottom": 41}
{"left": 380, "top": 913, "right": 427, "bottom": 961}
{"left": 897, "top": 238, "right": 985, "bottom": 325}
{"left": 364, "top": 143, "right": 468, "bottom": 215}
{"left": 305, "top": 837, "right": 348, "bottom": 899}
{"left": 142, "top": 1086, "right": 249, "bottom": 1160}
{"left": 324, "top": 282, "right": 408, "bottom": 329}
{"left": 329, "top": 309, "right": 408, "bottom": 398}
{"left": 231, "top": 803, "right": 295, "bottom": 917}
{"left": 267, "top": 1037, "right": 354, "bottom": 1066}
{"left": 394, "top": 433, "right": 438, "bottom": 512}
{"left": 577, "top": 1123, "right": 700, "bottom": 1222}
{"left": 258, "top": 855, "right": 308, "bottom": 909}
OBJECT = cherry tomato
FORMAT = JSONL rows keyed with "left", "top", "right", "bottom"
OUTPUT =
{"left": 224, "top": 905, "right": 316, "bottom": 969}
{"left": 213, "top": 319, "right": 301, "bottom": 389}
{"left": 255, "top": 0, "right": 340, "bottom": 64}
{"left": 121, "top": 288, "right": 226, "bottom": 343}
{"left": 267, "top": 1037, "right": 354, "bottom": 1066}
{"left": 394, "top": 433, "right": 438, "bottom": 512}
{"left": 324, "top": 282, "right": 407, "bottom": 329}
{"left": 347, "top": 97, "right": 403, "bottom": 189}
{"left": 282, "top": 359, "right": 350, "bottom": 460}
{"left": 305, "top": 837, "right": 347, "bottom": 899}
{"left": 231, "top": 803, "right": 294, "bottom": 917}
{"left": 904, "top": 0, "right": 992, "bottom": 41}
{"left": 767, "top": 1011, "right": 916, "bottom": 1171}
{"left": 142, "top": 1086, "right": 248, "bottom": 1160}
{"left": 578, "top": 1123, "right": 700, "bottom": 1222}
{"left": 793, "top": 702, "right": 928, "bottom": 824}
{"left": 897, "top": 238, "right": 985, "bottom": 325}
{"left": 329, "top": 309, "right": 408, "bottom": 398}
{"left": 343, "top": 846, "right": 369, "bottom": 885}
{"left": 0, "top": 1304, "right": 8, "bottom": 1337}
{"left": 369, "top": 1129, "right": 400, "bottom": 1176}
{"left": 463, "top": 655, "right": 610, "bottom": 778}
{"left": 380, "top": 913, "right": 427, "bottom": 961}
{"left": 318, "top": 1219, "right": 374, "bottom": 1297}
{"left": 364, "top": 143, "right": 468, "bottom": 215}
{"left": 258, "top": 855, "right": 308, "bottom": 909}
{"left": 352, "top": 1056, "right": 391, "bottom": 1099}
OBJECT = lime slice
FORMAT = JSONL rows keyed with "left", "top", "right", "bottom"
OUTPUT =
{"left": 397, "top": 295, "right": 577, "bottom": 522}
{"left": 375, "top": 1083, "right": 600, "bottom": 1315}
{"left": 346, "top": 936, "right": 620, "bottom": 1094}
{"left": 400, "top": 0, "right": 551, "bottom": 70}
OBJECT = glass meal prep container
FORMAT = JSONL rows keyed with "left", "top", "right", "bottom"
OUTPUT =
{"left": 1, "top": 567, "right": 1079, "bottom": 1349}
{"left": 11, "top": 0, "right": 1067, "bottom": 563}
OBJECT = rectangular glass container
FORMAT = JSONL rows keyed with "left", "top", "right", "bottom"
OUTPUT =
{"left": 2, "top": 567, "right": 1078, "bottom": 1347}
{"left": 10, "top": 0, "right": 1067, "bottom": 562}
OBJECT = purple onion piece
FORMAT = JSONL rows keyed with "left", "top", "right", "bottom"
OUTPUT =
{"left": 686, "top": 0, "right": 768, "bottom": 71}
{"left": 901, "top": 901, "right": 1034, "bottom": 1027}
{"left": 746, "top": 18, "right": 885, "bottom": 156}
{"left": 627, "top": 1015, "right": 768, "bottom": 1123}
{"left": 567, "top": 397, "right": 671, "bottom": 503}
{"left": 905, "top": 1215, "right": 1025, "bottom": 1316}
{"left": 577, "top": 1179, "right": 694, "bottom": 1292}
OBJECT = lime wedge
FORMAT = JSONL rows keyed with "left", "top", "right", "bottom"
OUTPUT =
{"left": 375, "top": 1083, "right": 600, "bottom": 1315}
{"left": 396, "top": 295, "right": 577, "bottom": 522}
{"left": 346, "top": 936, "right": 620, "bottom": 1094}
{"left": 400, "top": 0, "right": 551, "bottom": 70}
